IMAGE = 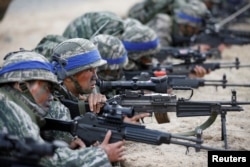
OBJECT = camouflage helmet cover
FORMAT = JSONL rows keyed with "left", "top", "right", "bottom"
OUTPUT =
{"left": 0, "top": 50, "right": 58, "bottom": 84}
{"left": 146, "top": 13, "right": 173, "bottom": 46}
{"left": 127, "top": 0, "right": 173, "bottom": 24}
{"left": 63, "top": 11, "right": 124, "bottom": 39}
{"left": 91, "top": 34, "right": 128, "bottom": 71}
{"left": 33, "top": 34, "right": 68, "bottom": 58}
{"left": 52, "top": 38, "right": 107, "bottom": 79}
{"left": 121, "top": 24, "right": 160, "bottom": 60}
{"left": 175, "top": 0, "right": 209, "bottom": 27}
{"left": 123, "top": 17, "right": 142, "bottom": 29}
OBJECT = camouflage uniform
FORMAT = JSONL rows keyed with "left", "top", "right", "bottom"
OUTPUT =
{"left": 90, "top": 34, "right": 128, "bottom": 98}
{"left": 63, "top": 11, "right": 124, "bottom": 39}
{"left": 0, "top": 50, "right": 111, "bottom": 167}
{"left": 51, "top": 38, "right": 107, "bottom": 117}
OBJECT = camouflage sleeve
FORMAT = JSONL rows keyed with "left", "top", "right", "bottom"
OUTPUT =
{"left": 43, "top": 100, "right": 74, "bottom": 143}
{"left": 40, "top": 146, "right": 112, "bottom": 167}
{"left": 0, "top": 98, "right": 111, "bottom": 167}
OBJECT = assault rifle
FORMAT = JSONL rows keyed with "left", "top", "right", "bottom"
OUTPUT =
{"left": 167, "top": 74, "right": 250, "bottom": 89}
{"left": 154, "top": 46, "right": 217, "bottom": 63}
{"left": 0, "top": 129, "right": 67, "bottom": 167}
{"left": 98, "top": 74, "right": 250, "bottom": 93}
{"left": 42, "top": 112, "right": 226, "bottom": 153}
{"left": 106, "top": 90, "right": 250, "bottom": 149}
{"left": 123, "top": 57, "right": 250, "bottom": 77}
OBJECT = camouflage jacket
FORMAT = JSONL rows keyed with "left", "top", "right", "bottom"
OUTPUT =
{"left": 0, "top": 85, "right": 112, "bottom": 167}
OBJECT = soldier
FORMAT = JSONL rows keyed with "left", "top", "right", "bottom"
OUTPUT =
{"left": 121, "top": 21, "right": 208, "bottom": 78}
{"left": 63, "top": 11, "right": 124, "bottom": 39}
{"left": 90, "top": 34, "right": 128, "bottom": 82}
{"left": 0, "top": 49, "right": 124, "bottom": 166}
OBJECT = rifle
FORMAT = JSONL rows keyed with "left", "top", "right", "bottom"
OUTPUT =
{"left": 192, "top": 2, "right": 250, "bottom": 48}
{"left": 42, "top": 112, "right": 226, "bottom": 153}
{"left": 171, "top": 3, "right": 250, "bottom": 48}
{"left": 98, "top": 74, "right": 250, "bottom": 93}
{"left": 126, "top": 57, "right": 250, "bottom": 76}
{"left": 0, "top": 129, "right": 67, "bottom": 167}
{"left": 167, "top": 74, "right": 250, "bottom": 89}
{"left": 106, "top": 90, "right": 250, "bottom": 149}
{"left": 210, "top": 0, "right": 250, "bottom": 24}
{"left": 58, "top": 88, "right": 250, "bottom": 149}
{"left": 154, "top": 46, "right": 216, "bottom": 63}
{"left": 97, "top": 75, "right": 169, "bottom": 93}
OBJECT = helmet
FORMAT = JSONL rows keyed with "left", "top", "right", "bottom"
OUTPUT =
{"left": 33, "top": 35, "right": 68, "bottom": 58}
{"left": 174, "top": 0, "right": 209, "bottom": 28}
{"left": 52, "top": 38, "right": 107, "bottom": 80}
{"left": 91, "top": 34, "right": 128, "bottom": 71}
{"left": 63, "top": 11, "right": 124, "bottom": 39}
{"left": 123, "top": 17, "right": 142, "bottom": 29}
{"left": 146, "top": 13, "right": 172, "bottom": 46}
{"left": 121, "top": 24, "right": 160, "bottom": 61}
{"left": 127, "top": 0, "right": 172, "bottom": 24}
{"left": 91, "top": 34, "right": 128, "bottom": 81}
{"left": 0, "top": 50, "right": 58, "bottom": 85}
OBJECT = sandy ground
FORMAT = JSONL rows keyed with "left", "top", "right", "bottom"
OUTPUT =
{"left": 0, "top": 0, "right": 250, "bottom": 167}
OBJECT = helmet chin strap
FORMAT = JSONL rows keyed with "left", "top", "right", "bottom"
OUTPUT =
{"left": 69, "top": 75, "right": 87, "bottom": 95}
{"left": 19, "top": 82, "right": 36, "bottom": 103}
{"left": 17, "top": 82, "right": 47, "bottom": 117}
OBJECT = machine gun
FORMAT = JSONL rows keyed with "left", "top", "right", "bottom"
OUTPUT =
{"left": 106, "top": 90, "right": 250, "bottom": 149}
{"left": 0, "top": 129, "right": 67, "bottom": 167}
{"left": 58, "top": 85, "right": 250, "bottom": 149}
{"left": 42, "top": 112, "right": 226, "bottom": 153}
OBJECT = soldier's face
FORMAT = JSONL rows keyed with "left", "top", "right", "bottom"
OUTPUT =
{"left": 74, "top": 67, "right": 98, "bottom": 94}
{"left": 179, "top": 24, "right": 199, "bottom": 36}
{"left": 27, "top": 80, "right": 53, "bottom": 111}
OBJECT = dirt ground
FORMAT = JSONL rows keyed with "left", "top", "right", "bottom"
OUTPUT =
{"left": 0, "top": 0, "right": 250, "bottom": 167}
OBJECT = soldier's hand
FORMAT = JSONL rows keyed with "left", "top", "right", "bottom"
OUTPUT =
{"left": 69, "top": 136, "right": 86, "bottom": 149}
{"left": 189, "top": 65, "right": 211, "bottom": 78}
{"left": 123, "top": 113, "right": 150, "bottom": 124}
{"left": 79, "top": 93, "right": 107, "bottom": 113}
{"left": 99, "top": 130, "right": 125, "bottom": 162}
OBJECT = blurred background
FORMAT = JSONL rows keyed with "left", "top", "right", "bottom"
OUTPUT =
{"left": 0, "top": 0, "right": 142, "bottom": 65}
